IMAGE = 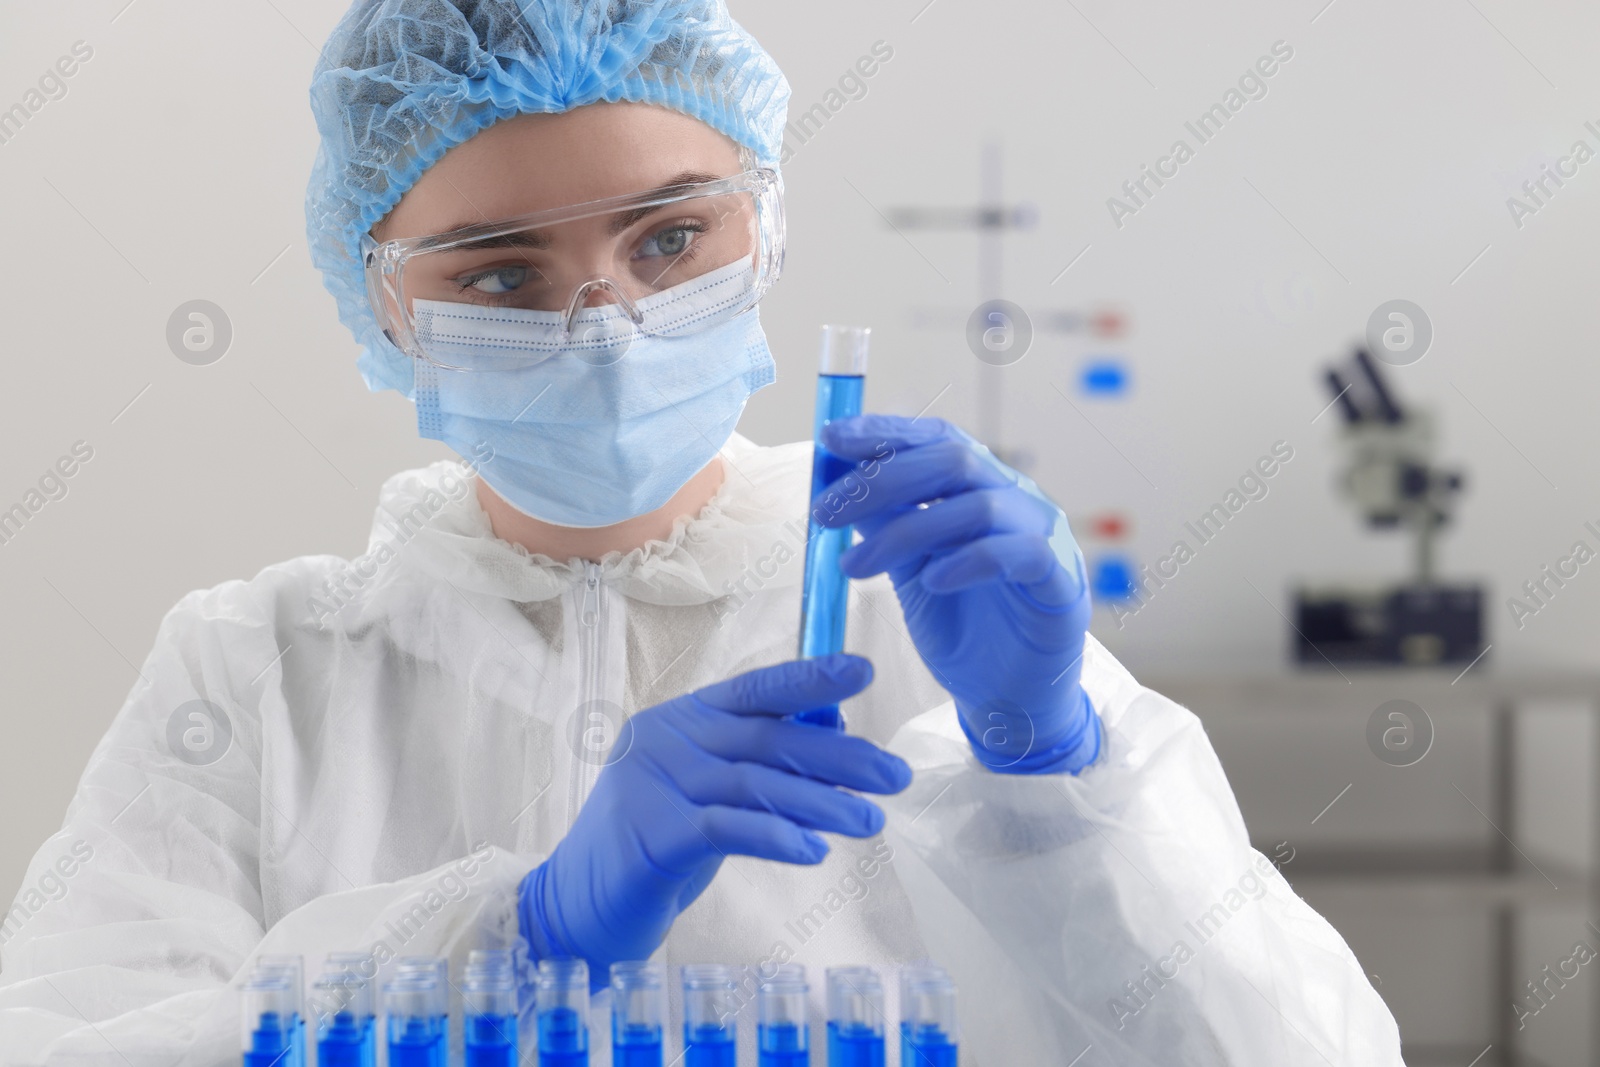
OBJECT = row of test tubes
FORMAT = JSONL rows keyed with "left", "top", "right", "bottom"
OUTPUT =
{"left": 241, "top": 949, "right": 520, "bottom": 1066}
{"left": 557, "top": 959, "right": 957, "bottom": 1067}
{"left": 242, "top": 953, "right": 956, "bottom": 1066}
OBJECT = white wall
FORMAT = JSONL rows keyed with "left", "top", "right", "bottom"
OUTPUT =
{"left": 3, "top": 0, "right": 1598, "bottom": 992}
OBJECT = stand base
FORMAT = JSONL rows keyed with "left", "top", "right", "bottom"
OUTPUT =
{"left": 1294, "top": 584, "right": 1485, "bottom": 666}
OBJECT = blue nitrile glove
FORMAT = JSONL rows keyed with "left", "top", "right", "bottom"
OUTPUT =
{"left": 519, "top": 654, "right": 911, "bottom": 983}
{"left": 816, "top": 414, "right": 1100, "bottom": 775}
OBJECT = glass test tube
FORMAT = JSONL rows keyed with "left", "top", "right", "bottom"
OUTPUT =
{"left": 254, "top": 955, "right": 306, "bottom": 1067}
{"left": 895, "top": 964, "right": 934, "bottom": 1054}
{"left": 463, "top": 971, "right": 520, "bottom": 1067}
{"left": 611, "top": 961, "right": 666, "bottom": 1067}
{"left": 385, "top": 975, "right": 446, "bottom": 1067}
{"left": 899, "top": 966, "right": 958, "bottom": 1067}
{"left": 468, "top": 947, "right": 521, "bottom": 982}
{"left": 758, "top": 963, "right": 810, "bottom": 1067}
{"left": 241, "top": 975, "right": 299, "bottom": 1067}
{"left": 537, "top": 957, "right": 590, "bottom": 1067}
{"left": 796, "top": 324, "right": 870, "bottom": 729}
{"left": 311, "top": 972, "right": 372, "bottom": 1067}
{"left": 323, "top": 954, "right": 378, "bottom": 1067}
{"left": 825, "top": 967, "right": 885, "bottom": 1067}
{"left": 396, "top": 956, "right": 450, "bottom": 1067}
{"left": 682, "top": 964, "right": 737, "bottom": 1067}
{"left": 465, "top": 948, "right": 519, "bottom": 1004}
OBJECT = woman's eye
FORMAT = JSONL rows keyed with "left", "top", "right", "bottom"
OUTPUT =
{"left": 458, "top": 265, "right": 528, "bottom": 295}
{"left": 640, "top": 226, "right": 695, "bottom": 258}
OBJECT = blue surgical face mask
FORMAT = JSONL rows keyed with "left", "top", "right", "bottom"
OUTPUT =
{"left": 411, "top": 259, "right": 776, "bottom": 528}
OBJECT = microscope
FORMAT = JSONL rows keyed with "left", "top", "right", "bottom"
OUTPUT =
{"left": 1294, "top": 348, "right": 1485, "bottom": 666}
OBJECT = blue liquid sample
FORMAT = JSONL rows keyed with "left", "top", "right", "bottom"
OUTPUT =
{"left": 797, "top": 372, "right": 865, "bottom": 729}
{"left": 539, "top": 1007, "right": 589, "bottom": 1067}
{"left": 243, "top": 1012, "right": 293, "bottom": 1067}
{"left": 684, "top": 1023, "right": 737, "bottom": 1067}
{"left": 900, "top": 1025, "right": 958, "bottom": 1067}
{"left": 826, "top": 1022, "right": 884, "bottom": 1067}
{"left": 759, "top": 1021, "right": 810, "bottom": 1066}
{"left": 431, "top": 1014, "right": 448, "bottom": 1067}
{"left": 316, "top": 1011, "right": 366, "bottom": 1067}
{"left": 386, "top": 1016, "right": 442, "bottom": 1067}
{"left": 465, "top": 1012, "right": 518, "bottom": 1067}
{"left": 613, "top": 1021, "right": 664, "bottom": 1067}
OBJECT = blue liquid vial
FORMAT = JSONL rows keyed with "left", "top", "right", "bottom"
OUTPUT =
{"left": 312, "top": 972, "right": 374, "bottom": 1067}
{"left": 825, "top": 967, "right": 884, "bottom": 1067}
{"left": 241, "top": 1013, "right": 292, "bottom": 1067}
{"left": 685, "top": 1024, "right": 737, "bottom": 1067}
{"left": 322, "top": 954, "right": 379, "bottom": 1067}
{"left": 682, "top": 964, "right": 738, "bottom": 1067}
{"left": 464, "top": 1013, "right": 518, "bottom": 1067}
{"left": 253, "top": 956, "right": 306, "bottom": 1067}
{"left": 395, "top": 957, "right": 449, "bottom": 1067}
{"left": 241, "top": 976, "right": 299, "bottom": 1067}
{"left": 758, "top": 963, "right": 810, "bottom": 1067}
{"left": 797, "top": 324, "right": 870, "bottom": 729}
{"left": 826, "top": 1023, "right": 885, "bottom": 1067}
{"left": 612, "top": 961, "right": 666, "bottom": 1067}
{"left": 315, "top": 1012, "right": 365, "bottom": 1067}
{"left": 900, "top": 1027, "right": 959, "bottom": 1067}
{"left": 384, "top": 976, "right": 446, "bottom": 1067}
{"left": 464, "top": 971, "right": 520, "bottom": 1067}
{"left": 537, "top": 958, "right": 590, "bottom": 1067}
{"left": 898, "top": 965, "right": 958, "bottom": 1067}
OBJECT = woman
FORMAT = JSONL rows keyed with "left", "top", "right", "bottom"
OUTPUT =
{"left": 0, "top": 1, "right": 1403, "bottom": 1063}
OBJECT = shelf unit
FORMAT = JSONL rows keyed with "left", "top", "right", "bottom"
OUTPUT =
{"left": 1142, "top": 670, "right": 1600, "bottom": 1065}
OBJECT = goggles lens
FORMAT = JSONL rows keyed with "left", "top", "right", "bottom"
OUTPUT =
{"left": 364, "top": 170, "right": 784, "bottom": 368}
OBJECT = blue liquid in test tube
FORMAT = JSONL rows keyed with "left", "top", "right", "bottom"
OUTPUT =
{"left": 253, "top": 956, "right": 306, "bottom": 1067}
{"left": 315, "top": 1012, "right": 365, "bottom": 1067}
{"left": 682, "top": 964, "right": 737, "bottom": 1067}
{"left": 312, "top": 972, "right": 374, "bottom": 1067}
{"left": 384, "top": 976, "right": 446, "bottom": 1067}
{"left": 612, "top": 961, "right": 666, "bottom": 1067}
{"left": 323, "top": 953, "right": 378, "bottom": 1067}
{"left": 898, "top": 965, "right": 958, "bottom": 1067}
{"left": 241, "top": 976, "right": 298, "bottom": 1067}
{"left": 758, "top": 963, "right": 810, "bottom": 1067}
{"left": 797, "top": 324, "right": 870, "bottom": 729}
{"left": 463, "top": 971, "right": 520, "bottom": 1067}
{"left": 825, "top": 967, "right": 884, "bottom": 1067}
{"left": 395, "top": 957, "right": 449, "bottom": 1067}
{"left": 537, "top": 958, "right": 590, "bottom": 1067}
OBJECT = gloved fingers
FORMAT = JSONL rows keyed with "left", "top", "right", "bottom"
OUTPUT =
{"left": 640, "top": 780, "right": 828, "bottom": 874}
{"left": 847, "top": 500, "right": 922, "bottom": 542}
{"left": 692, "top": 654, "right": 873, "bottom": 718}
{"left": 637, "top": 780, "right": 729, "bottom": 876}
{"left": 678, "top": 760, "right": 887, "bottom": 838}
{"left": 696, "top": 805, "right": 831, "bottom": 865}
{"left": 820, "top": 412, "right": 952, "bottom": 456}
{"left": 683, "top": 716, "right": 913, "bottom": 795}
{"left": 838, "top": 488, "right": 1046, "bottom": 580}
{"left": 920, "top": 532, "right": 1082, "bottom": 605}
{"left": 813, "top": 433, "right": 1014, "bottom": 529}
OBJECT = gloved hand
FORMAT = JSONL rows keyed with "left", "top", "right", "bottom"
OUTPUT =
{"left": 815, "top": 414, "right": 1100, "bottom": 775}
{"left": 519, "top": 654, "right": 910, "bottom": 980}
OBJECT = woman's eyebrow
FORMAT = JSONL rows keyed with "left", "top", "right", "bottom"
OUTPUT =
{"left": 438, "top": 230, "right": 552, "bottom": 252}
{"left": 435, "top": 171, "right": 725, "bottom": 249}
{"left": 605, "top": 171, "right": 723, "bottom": 234}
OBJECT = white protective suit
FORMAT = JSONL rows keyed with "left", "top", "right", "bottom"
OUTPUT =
{"left": 0, "top": 431, "right": 1404, "bottom": 1065}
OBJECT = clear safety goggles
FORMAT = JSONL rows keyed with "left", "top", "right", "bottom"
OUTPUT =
{"left": 361, "top": 168, "right": 785, "bottom": 369}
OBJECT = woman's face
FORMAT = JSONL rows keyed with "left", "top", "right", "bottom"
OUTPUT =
{"left": 372, "top": 102, "right": 748, "bottom": 318}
